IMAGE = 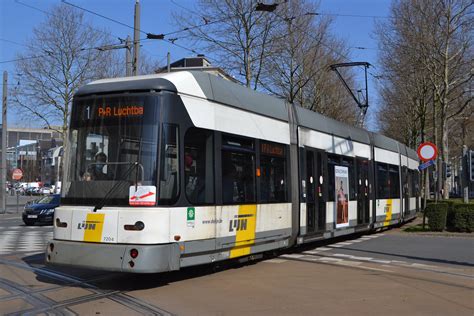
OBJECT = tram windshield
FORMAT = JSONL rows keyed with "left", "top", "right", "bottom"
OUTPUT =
{"left": 61, "top": 94, "right": 159, "bottom": 206}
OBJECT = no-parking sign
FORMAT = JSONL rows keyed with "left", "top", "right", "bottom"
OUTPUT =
{"left": 417, "top": 142, "right": 438, "bottom": 162}
{"left": 12, "top": 168, "right": 23, "bottom": 180}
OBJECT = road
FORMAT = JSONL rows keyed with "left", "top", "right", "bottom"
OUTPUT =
{"left": 0, "top": 214, "right": 472, "bottom": 315}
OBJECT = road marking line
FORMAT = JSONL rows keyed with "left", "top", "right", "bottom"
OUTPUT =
{"left": 356, "top": 266, "right": 394, "bottom": 273}
{"left": 282, "top": 254, "right": 305, "bottom": 259}
{"left": 334, "top": 242, "right": 353, "bottom": 245}
{"left": 370, "top": 259, "right": 392, "bottom": 264}
{"left": 318, "top": 257, "right": 343, "bottom": 262}
{"left": 349, "top": 256, "right": 374, "bottom": 261}
{"left": 314, "top": 247, "right": 331, "bottom": 251}
{"left": 265, "top": 258, "right": 288, "bottom": 263}
{"left": 302, "top": 250, "right": 321, "bottom": 255}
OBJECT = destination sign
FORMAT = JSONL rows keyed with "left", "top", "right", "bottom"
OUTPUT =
{"left": 261, "top": 142, "right": 285, "bottom": 157}
{"left": 97, "top": 105, "right": 144, "bottom": 118}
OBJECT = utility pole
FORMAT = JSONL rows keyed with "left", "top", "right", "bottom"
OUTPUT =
{"left": 167, "top": 52, "right": 171, "bottom": 73}
{"left": 126, "top": 35, "right": 132, "bottom": 76}
{"left": 1, "top": 71, "right": 7, "bottom": 214}
{"left": 133, "top": 0, "right": 140, "bottom": 76}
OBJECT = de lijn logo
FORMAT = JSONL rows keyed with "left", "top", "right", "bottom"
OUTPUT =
{"left": 77, "top": 220, "right": 99, "bottom": 230}
{"left": 187, "top": 207, "right": 195, "bottom": 228}
{"left": 229, "top": 214, "right": 253, "bottom": 232}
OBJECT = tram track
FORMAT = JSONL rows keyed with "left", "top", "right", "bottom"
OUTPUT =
{"left": 0, "top": 256, "right": 175, "bottom": 316}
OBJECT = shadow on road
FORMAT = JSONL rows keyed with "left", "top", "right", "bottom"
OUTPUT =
{"left": 21, "top": 252, "right": 262, "bottom": 292}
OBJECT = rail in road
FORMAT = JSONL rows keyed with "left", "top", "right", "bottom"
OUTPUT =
{"left": 0, "top": 217, "right": 472, "bottom": 315}
{"left": 0, "top": 255, "right": 174, "bottom": 315}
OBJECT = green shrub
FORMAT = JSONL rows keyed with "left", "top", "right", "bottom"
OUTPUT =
{"left": 425, "top": 203, "right": 448, "bottom": 231}
{"left": 445, "top": 202, "right": 474, "bottom": 230}
{"left": 451, "top": 205, "right": 474, "bottom": 233}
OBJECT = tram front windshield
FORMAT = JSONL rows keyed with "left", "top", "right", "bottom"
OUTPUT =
{"left": 61, "top": 94, "right": 159, "bottom": 206}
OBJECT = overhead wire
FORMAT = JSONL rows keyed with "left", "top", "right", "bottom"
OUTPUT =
{"left": 0, "top": 38, "right": 29, "bottom": 48}
{"left": 305, "top": 11, "right": 390, "bottom": 19}
{"left": 60, "top": 0, "right": 214, "bottom": 59}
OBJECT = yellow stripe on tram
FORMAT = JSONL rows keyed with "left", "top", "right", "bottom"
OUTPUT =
{"left": 383, "top": 199, "right": 392, "bottom": 227}
{"left": 229, "top": 205, "right": 257, "bottom": 259}
{"left": 83, "top": 213, "right": 105, "bottom": 242}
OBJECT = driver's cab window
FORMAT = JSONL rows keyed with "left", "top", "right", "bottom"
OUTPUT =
{"left": 83, "top": 134, "right": 110, "bottom": 181}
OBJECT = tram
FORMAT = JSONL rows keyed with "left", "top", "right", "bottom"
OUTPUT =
{"left": 46, "top": 71, "right": 420, "bottom": 273}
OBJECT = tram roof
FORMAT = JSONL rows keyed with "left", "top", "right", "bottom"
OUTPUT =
{"left": 76, "top": 71, "right": 416, "bottom": 157}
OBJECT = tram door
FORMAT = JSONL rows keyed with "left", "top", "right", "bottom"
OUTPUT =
{"left": 306, "top": 149, "right": 326, "bottom": 233}
{"left": 356, "top": 158, "right": 370, "bottom": 225}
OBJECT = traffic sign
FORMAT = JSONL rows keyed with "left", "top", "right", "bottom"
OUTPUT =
{"left": 12, "top": 168, "right": 23, "bottom": 180}
{"left": 417, "top": 142, "right": 438, "bottom": 161}
{"left": 418, "top": 160, "right": 435, "bottom": 171}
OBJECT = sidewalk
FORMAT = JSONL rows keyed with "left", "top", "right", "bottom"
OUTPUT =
{"left": 390, "top": 214, "right": 474, "bottom": 238}
{"left": 1, "top": 195, "right": 38, "bottom": 215}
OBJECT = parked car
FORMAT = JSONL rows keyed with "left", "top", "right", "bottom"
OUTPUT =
{"left": 40, "top": 186, "right": 53, "bottom": 195}
{"left": 25, "top": 187, "right": 38, "bottom": 196}
{"left": 22, "top": 194, "right": 60, "bottom": 226}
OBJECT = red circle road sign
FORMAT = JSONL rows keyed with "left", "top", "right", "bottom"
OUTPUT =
{"left": 417, "top": 142, "right": 438, "bottom": 161}
{"left": 12, "top": 168, "right": 23, "bottom": 180}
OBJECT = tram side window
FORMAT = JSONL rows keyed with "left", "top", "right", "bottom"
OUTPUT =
{"left": 411, "top": 170, "right": 419, "bottom": 197}
{"left": 327, "top": 154, "right": 338, "bottom": 201}
{"left": 389, "top": 165, "right": 400, "bottom": 198}
{"left": 376, "top": 162, "right": 390, "bottom": 199}
{"left": 406, "top": 169, "right": 412, "bottom": 196}
{"left": 260, "top": 142, "right": 287, "bottom": 203}
{"left": 184, "top": 128, "right": 214, "bottom": 205}
{"left": 222, "top": 135, "right": 256, "bottom": 204}
{"left": 159, "top": 124, "right": 179, "bottom": 205}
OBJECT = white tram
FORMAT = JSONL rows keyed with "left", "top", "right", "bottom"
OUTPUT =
{"left": 46, "top": 71, "right": 420, "bottom": 273}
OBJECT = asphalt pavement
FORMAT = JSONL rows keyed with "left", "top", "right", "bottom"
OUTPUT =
{"left": 0, "top": 210, "right": 472, "bottom": 315}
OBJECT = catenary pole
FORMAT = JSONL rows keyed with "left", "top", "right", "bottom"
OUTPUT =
{"left": 126, "top": 35, "right": 132, "bottom": 76}
{"left": 1, "top": 71, "right": 7, "bottom": 214}
{"left": 133, "top": 0, "right": 140, "bottom": 76}
{"left": 167, "top": 52, "right": 171, "bottom": 73}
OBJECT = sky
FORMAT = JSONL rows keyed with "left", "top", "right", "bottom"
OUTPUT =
{"left": 0, "top": 0, "right": 392, "bottom": 130}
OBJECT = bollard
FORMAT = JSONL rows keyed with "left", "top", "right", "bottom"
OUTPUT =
{"left": 16, "top": 191, "right": 19, "bottom": 213}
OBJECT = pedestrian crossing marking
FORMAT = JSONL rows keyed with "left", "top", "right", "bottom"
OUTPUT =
{"left": 0, "top": 229, "right": 53, "bottom": 255}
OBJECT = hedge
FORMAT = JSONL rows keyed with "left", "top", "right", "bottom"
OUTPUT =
{"left": 451, "top": 205, "right": 474, "bottom": 233}
{"left": 425, "top": 203, "right": 448, "bottom": 231}
{"left": 424, "top": 200, "right": 474, "bottom": 232}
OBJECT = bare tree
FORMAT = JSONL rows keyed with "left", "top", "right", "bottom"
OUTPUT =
{"left": 12, "top": 4, "right": 119, "bottom": 147}
{"left": 375, "top": 0, "right": 473, "bottom": 199}
{"left": 259, "top": 0, "right": 358, "bottom": 124}
{"left": 173, "top": 0, "right": 280, "bottom": 89}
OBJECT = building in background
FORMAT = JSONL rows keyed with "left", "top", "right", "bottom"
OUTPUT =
{"left": 0, "top": 126, "right": 62, "bottom": 184}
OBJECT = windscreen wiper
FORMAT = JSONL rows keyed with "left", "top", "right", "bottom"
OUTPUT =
{"left": 92, "top": 161, "right": 143, "bottom": 212}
